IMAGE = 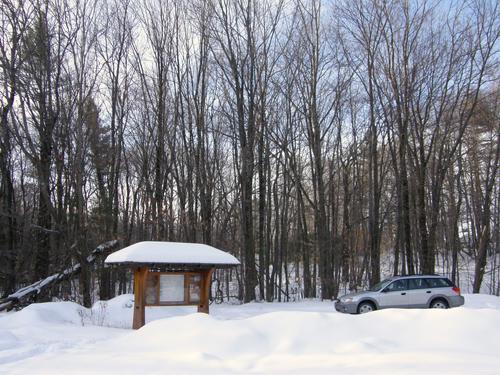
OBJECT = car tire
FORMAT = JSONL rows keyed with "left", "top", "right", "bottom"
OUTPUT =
{"left": 357, "top": 301, "right": 376, "bottom": 314}
{"left": 430, "top": 298, "right": 449, "bottom": 309}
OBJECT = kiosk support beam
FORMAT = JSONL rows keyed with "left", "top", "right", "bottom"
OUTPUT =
{"left": 133, "top": 267, "right": 147, "bottom": 329}
{"left": 198, "top": 268, "right": 214, "bottom": 314}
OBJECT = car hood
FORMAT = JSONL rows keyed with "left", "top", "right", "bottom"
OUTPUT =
{"left": 339, "top": 290, "right": 373, "bottom": 299}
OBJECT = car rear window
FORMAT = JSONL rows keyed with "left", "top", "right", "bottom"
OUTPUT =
{"left": 408, "top": 278, "right": 429, "bottom": 289}
{"left": 425, "top": 278, "right": 453, "bottom": 288}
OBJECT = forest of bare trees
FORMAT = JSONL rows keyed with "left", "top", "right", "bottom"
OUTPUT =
{"left": 0, "top": 0, "right": 498, "bottom": 307}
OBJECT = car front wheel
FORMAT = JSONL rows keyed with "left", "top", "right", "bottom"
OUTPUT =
{"left": 357, "top": 301, "right": 375, "bottom": 314}
{"left": 430, "top": 299, "right": 449, "bottom": 309}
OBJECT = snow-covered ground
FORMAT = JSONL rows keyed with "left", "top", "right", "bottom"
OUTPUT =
{"left": 1, "top": 294, "right": 500, "bottom": 375}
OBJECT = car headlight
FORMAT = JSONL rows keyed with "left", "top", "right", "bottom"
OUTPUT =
{"left": 340, "top": 297, "right": 360, "bottom": 303}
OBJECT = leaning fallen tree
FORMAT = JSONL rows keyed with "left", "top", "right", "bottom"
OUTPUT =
{"left": 0, "top": 240, "right": 119, "bottom": 312}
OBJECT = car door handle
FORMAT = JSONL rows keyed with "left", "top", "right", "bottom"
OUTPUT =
{"left": 401, "top": 292, "right": 406, "bottom": 295}
{"left": 426, "top": 291, "right": 431, "bottom": 293}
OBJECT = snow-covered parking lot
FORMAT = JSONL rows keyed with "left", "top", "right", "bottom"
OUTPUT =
{"left": 1, "top": 294, "right": 499, "bottom": 375}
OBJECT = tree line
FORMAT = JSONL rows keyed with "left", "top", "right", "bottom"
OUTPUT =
{"left": 0, "top": 0, "right": 498, "bottom": 306}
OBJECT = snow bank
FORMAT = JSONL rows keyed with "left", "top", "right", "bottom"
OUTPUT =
{"left": 0, "top": 301, "right": 124, "bottom": 368}
{"left": 0, "top": 301, "right": 84, "bottom": 327}
{"left": 461, "top": 293, "right": 500, "bottom": 309}
{"left": 1, "top": 294, "right": 499, "bottom": 375}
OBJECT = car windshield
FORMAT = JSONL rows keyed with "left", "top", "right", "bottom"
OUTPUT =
{"left": 368, "top": 279, "right": 392, "bottom": 291}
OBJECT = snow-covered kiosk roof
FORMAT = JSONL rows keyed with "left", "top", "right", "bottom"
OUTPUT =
{"left": 105, "top": 241, "right": 240, "bottom": 269}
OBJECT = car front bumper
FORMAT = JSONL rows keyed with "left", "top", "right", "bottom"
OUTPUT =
{"left": 334, "top": 300, "right": 358, "bottom": 314}
{"left": 449, "top": 295, "right": 465, "bottom": 307}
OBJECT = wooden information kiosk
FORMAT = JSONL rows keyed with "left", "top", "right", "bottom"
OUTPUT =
{"left": 105, "top": 241, "right": 240, "bottom": 329}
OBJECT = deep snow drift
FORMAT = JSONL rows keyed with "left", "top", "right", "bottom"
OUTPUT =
{"left": 1, "top": 294, "right": 499, "bottom": 375}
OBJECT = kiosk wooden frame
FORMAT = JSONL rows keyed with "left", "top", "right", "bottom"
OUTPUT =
{"left": 105, "top": 241, "right": 240, "bottom": 329}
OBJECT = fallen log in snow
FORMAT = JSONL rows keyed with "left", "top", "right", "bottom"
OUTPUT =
{"left": 0, "top": 240, "right": 119, "bottom": 312}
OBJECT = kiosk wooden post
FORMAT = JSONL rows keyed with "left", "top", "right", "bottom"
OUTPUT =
{"left": 132, "top": 267, "right": 147, "bottom": 329}
{"left": 198, "top": 268, "right": 214, "bottom": 314}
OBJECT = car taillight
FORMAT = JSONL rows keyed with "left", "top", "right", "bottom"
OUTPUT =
{"left": 452, "top": 286, "right": 461, "bottom": 295}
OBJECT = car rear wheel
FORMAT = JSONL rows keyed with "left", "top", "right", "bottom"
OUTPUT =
{"left": 357, "top": 301, "right": 375, "bottom": 314}
{"left": 430, "top": 299, "right": 449, "bottom": 309}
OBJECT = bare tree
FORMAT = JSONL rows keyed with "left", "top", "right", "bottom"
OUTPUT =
{"left": 0, "top": 0, "right": 31, "bottom": 296}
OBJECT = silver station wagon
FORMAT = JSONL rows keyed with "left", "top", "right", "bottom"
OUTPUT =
{"left": 335, "top": 275, "right": 465, "bottom": 314}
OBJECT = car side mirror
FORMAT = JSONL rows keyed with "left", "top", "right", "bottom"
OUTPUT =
{"left": 381, "top": 288, "right": 387, "bottom": 293}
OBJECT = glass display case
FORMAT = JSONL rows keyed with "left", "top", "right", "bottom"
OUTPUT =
{"left": 144, "top": 272, "right": 202, "bottom": 305}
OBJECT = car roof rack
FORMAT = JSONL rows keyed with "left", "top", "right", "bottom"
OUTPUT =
{"left": 392, "top": 274, "right": 442, "bottom": 277}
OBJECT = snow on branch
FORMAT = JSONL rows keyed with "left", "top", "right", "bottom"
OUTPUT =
{"left": 0, "top": 240, "right": 119, "bottom": 312}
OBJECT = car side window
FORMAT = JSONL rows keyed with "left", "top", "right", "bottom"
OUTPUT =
{"left": 408, "top": 278, "right": 429, "bottom": 289}
{"left": 384, "top": 279, "right": 407, "bottom": 292}
{"left": 425, "top": 278, "right": 450, "bottom": 288}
